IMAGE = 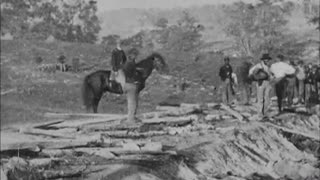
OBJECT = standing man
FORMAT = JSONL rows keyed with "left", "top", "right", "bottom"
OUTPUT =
{"left": 122, "top": 48, "right": 140, "bottom": 123}
{"left": 219, "top": 57, "right": 233, "bottom": 105}
{"left": 270, "top": 54, "right": 296, "bottom": 112}
{"left": 296, "top": 60, "right": 306, "bottom": 104}
{"left": 239, "top": 57, "right": 254, "bottom": 105}
{"left": 110, "top": 36, "right": 127, "bottom": 86}
{"left": 249, "top": 53, "right": 272, "bottom": 117}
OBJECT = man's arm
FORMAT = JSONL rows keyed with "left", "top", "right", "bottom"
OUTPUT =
{"left": 248, "top": 64, "right": 258, "bottom": 76}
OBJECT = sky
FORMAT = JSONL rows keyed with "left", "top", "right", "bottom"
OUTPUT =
{"left": 95, "top": 0, "right": 257, "bottom": 12}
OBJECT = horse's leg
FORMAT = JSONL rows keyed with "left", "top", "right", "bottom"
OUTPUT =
{"left": 92, "top": 94, "right": 102, "bottom": 113}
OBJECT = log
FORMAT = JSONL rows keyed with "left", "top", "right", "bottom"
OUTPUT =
{"left": 29, "top": 158, "right": 62, "bottom": 167}
{"left": 265, "top": 122, "right": 320, "bottom": 141}
{"left": 19, "top": 127, "right": 76, "bottom": 139}
{"left": 1, "top": 133, "right": 102, "bottom": 151}
{"left": 44, "top": 112, "right": 122, "bottom": 119}
{"left": 220, "top": 103, "right": 244, "bottom": 122}
{"left": 142, "top": 115, "right": 197, "bottom": 125}
{"left": 103, "top": 131, "right": 168, "bottom": 139}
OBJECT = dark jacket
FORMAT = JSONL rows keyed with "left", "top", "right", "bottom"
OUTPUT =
{"left": 305, "top": 69, "right": 315, "bottom": 84}
{"left": 111, "top": 48, "right": 127, "bottom": 71}
{"left": 123, "top": 59, "right": 137, "bottom": 83}
{"left": 219, "top": 64, "right": 233, "bottom": 81}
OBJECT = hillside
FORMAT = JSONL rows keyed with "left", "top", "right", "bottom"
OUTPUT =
{"left": 98, "top": 3, "right": 318, "bottom": 42}
{"left": 0, "top": 39, "right": 225, "bottom": 127}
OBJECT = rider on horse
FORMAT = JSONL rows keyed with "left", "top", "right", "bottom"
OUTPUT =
{"left": 110, "top": 36, "right": 127, "bottom": 88}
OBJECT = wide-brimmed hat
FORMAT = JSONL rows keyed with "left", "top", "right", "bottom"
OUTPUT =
{"left": 260, "top": 53, "right": 272, "bottom": 60}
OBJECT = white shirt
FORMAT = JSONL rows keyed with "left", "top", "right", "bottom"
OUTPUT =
{"left": 249, "top": 62, "right": 270, "bottom": 76}
{"left": 270, "top": 62, "right": 296, "bottom": 78}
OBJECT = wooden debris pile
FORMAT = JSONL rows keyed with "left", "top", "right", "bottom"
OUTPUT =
{"left": 1, "top": 102, "right": 319, "bottom": 180}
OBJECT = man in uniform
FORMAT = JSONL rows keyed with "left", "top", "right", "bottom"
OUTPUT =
{"left": 110, "top": 37, "right": 127, "bottom": 88}
{"left": 249, "top": 53, "right": 272, "bottom": 117}
{"left": 219, "top": 57, "right": 234, "bottom": 105}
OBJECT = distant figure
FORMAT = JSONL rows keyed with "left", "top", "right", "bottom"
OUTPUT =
{"left": 270, "top": 54, "right": 296, "bottom": 112}
{"left": 35, "top": 56, "right": 43, "bottom": 65}
{"left": 219, "top": 57, "right": 233, "bottom": 105}
{"left": 249, "top": 53, "right": 272, "bottom": 117}
{"left": 110, "top": 36, "right": 127, "bottom": 87}
{"left": 57, "top": 54, "right": 67, "bottom": 72}
{"left": 296, "top": 60, "right": 306, "bottom": 104}
{"left": 72, "top": 57, "right": 80, "bottom": 73}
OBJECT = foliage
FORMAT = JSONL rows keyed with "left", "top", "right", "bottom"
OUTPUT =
{"left": 152, "top": 11, "right": 204, "bottom": 52}
{"left": 224, "top": 0, "right": 300, "bottom": 58}
{"left": 154, "top": 17, "right": 169, "bottom": 29}
{"left": 0, "top": 0, "right": 101, "bottom": 43}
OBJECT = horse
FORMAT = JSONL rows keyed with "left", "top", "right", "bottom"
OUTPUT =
{"left": 81, "top": 52, "right": 169, "bottom": 118}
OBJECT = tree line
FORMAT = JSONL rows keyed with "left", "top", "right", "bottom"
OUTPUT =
{"left": 0, "top": 0, "right": 101, "bottom": 43}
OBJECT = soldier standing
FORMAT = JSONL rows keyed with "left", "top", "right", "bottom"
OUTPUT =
{"left": 219, "top": 57, "right": 233, "bottom": 105}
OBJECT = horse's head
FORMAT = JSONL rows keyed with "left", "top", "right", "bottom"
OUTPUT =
{"left": 151, "top": 53, "right": 169, "bottom": 74}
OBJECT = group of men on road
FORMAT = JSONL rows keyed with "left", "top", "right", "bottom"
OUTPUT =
{"left": 219, "top": 53, "right": 319, "bottom": 118}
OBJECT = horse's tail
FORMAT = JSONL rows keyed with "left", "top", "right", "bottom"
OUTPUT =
{"left": 82, "top": 74, "right": 94, "bottom": 111}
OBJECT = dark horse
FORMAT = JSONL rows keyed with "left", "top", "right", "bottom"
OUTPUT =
{"left": 82, "top": 52, "right": 169, "bottom": 114}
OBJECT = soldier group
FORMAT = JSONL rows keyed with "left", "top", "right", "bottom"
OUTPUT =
{"left": 219, "top": 53, "right": 319, "bottom": 118}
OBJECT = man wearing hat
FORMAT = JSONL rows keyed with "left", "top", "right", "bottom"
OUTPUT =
{"left": 248, "top": 53, "right": 272, "bottom": 117}
{"left": 116, "top": 48, "right": 140, "bottom": 123}
{"left": 219, "top": 57, "right": 234, "bottom": 105}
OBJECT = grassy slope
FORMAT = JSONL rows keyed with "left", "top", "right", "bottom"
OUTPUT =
{"left": 1, "top": 40, "right": 226, "bottom": 127}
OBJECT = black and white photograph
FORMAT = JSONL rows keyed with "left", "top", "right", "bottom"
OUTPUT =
{"left": 0, "top": 0, "right": 319, "bottom": 179}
